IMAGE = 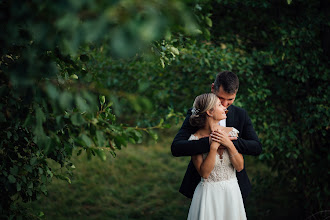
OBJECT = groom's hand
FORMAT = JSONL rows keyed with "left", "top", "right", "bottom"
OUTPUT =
{"left": 228, "top": 136, "right": 238, "bottom": 141}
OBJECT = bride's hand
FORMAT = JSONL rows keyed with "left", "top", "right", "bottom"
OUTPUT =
{"left": 210, "top": 130, "right": 224, "bottom": 149}
{"left": 210, "top": 126, "right": 237, "bottom": 141}
{"left": 210, "top": 130, "right": 236, "bottom": 148}
{"left": 211, "top": 124, "right": 236, "bottom": 137}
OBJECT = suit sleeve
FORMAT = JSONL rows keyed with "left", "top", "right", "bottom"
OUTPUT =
{"left": 233, "top": 110, "right": 262, "bottom": 156}
{"left": 171, "top": 110, "right": 210, "bottom": 157}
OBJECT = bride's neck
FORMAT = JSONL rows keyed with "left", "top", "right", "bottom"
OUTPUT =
{"left": 195, "top": 128, "right": 210, "bottom": 138}
{"left": 196, "top": 119, "right": 217, "bottom": 137}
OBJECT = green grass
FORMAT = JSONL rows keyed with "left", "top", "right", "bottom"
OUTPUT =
{"left": 25, "top": 134, "right": 303, "bottom": 220}
{"left": 27, "top": 137, "right": 192, "bottom": 220}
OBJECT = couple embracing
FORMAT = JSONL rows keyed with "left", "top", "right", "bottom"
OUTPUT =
{"left": 171, "top": 71, "right": 262, "bottom": 220}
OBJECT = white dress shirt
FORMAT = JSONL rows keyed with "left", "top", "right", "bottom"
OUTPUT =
{"left": 219, "top": 118, "right": 226, "bottom": 127}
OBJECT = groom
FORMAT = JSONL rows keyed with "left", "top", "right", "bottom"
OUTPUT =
{"left": 171, "top": 70, "right": 262, "bottom": 204}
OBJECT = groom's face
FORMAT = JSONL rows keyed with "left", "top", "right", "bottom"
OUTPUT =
{"left": 212, "top": 85, "right": 236, "bottom": 108}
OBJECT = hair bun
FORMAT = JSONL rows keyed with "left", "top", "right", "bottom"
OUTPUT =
{"left": 190, "top": 112, "right": 206, "bottom": 128}
{"left": 189, "top": 93, "right": 218, "bottom": 128}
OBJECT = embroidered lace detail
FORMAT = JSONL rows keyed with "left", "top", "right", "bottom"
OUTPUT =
{"left": 189, "top": 134, "right": 236, "bottom": 183}
{"left": 201, "top": 150, "right": 236, "bottom": 183}
{"left": 188, "top": 135, "right": 199, "bottom": 141}
{"left": 229, "top": 127, "right": 239, "bottom": 137}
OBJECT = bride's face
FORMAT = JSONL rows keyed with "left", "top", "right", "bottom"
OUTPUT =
{"left": 211, "top": 99, "right": 227, "bottom": 121}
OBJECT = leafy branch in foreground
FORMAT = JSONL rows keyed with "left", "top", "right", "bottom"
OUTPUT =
{"left": 0, "top": 0, "right": 198, "bottom": 218}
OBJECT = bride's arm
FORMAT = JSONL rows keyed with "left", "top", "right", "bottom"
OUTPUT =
{"left": 211, "top": 130, "right": 244, "bottom": 172}
{"left": 227, "top": 143, "right": 244, "bottom": 172}
{"left": 191, "top": 142, "right": 219, "bottom": 179}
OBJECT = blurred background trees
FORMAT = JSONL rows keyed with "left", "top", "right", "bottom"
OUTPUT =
{"left": 0, "top": 0, "right": 197, "bottom": 218}
{"left": 1, "top": 0, "right": 329, "bottom": 219}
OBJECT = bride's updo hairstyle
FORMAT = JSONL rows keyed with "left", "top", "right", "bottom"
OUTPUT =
{"left": 189, "top": 93, "right": 218, "bottom": 128}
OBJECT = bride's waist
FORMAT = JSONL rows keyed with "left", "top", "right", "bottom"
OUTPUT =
{"left": 201, "top": 176, "right": 237, "bottom": 183}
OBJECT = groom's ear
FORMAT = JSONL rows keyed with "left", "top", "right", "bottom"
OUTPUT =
{"left": 211, "top": 83, "right": 215, "bottom": 93}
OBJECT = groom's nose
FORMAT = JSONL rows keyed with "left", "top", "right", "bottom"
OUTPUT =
{"left": 221, "top": 100, "right": 228, "bottom": 107}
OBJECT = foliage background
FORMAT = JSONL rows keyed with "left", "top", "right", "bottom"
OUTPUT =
{"left": 1, "top": 0, "right": 329, "bottom": 219}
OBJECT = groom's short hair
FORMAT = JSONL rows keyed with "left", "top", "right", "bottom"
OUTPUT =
{"left": 213, "top": 71, "right": 239, "bottom": 94}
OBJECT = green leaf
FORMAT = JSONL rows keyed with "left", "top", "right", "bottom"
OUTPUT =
{"left": 47, "top": 169, "right": 53, "bottom": 177}
{"left": 27, "top": 189, "right": 32, "bottom": 196}
{"left": 16, "top": 183, "right": 21, "bottom": 192}
{"left": 99, "top": 95, "right": 105, "bottom": 105}
{"left": 128, "top": 137, "right": 136, "bottom": 144}
{"left": 7, "top": 131, "right": 12, "bottom": 139}
{"left": 205, "top": 17, "right": 212, "bottom": 27}
{"left": 95, "top": 148, "right": 106, "bottom": 161}
{"left": 59, "top": 92, "right": 74, "bottom": 109}
{"left": 28, "top": 182, "right": 33, "bottom": 189}
{"left": 8, "top": 175, "right": 16, "bottom": 183}
{"left": 138, "top": 97, "right": 153, "bottom": 112}
{"left": 71, "top": 113, "right": 85, "bottom": 126}
{"left": 148, "top": 130, "right": 158, "bottom": 141}
{"left": 70, "top": 74, "right": 79, "bottom": 79}
{"left": 86, "top": 149, "right": 93, "bottom": 160}
{"left": 170, "top": 46, "right": 180, "bottom": 55}
{"left": 114, "top": 137, "right": 121, "bottom": 149}
{"left": 24, "top": 165, "right": 33, "bottom": 173}
{"left": 10, "top": 166, "right": 18, "bottom": 175}
{"left": 203, "top": 28, "right": 210, "bottom": 40}
{"left": 41, "top": 175, "right": 47, "bottom": 184}
{"left": 160, "top": 58, "right": 165, "bottom": 68}
{"left": 81, "top": 134, "right": 93, "bottom": 147}
{"left": 38, "top": 212, "right": 45, "bottom": 217}
{"left": 30, "top": 157, "right": 37, "bottom": 166}
{"left": 131, "top": 130, "right": 143, "bottom": 143}
{"left": 110, "top": 151, "right": 117, "bottom": 158}
{"left": 46, "top": 83, "right": 59, "bottom": 100}
{"left": 34, "top": 107, "right": 46, "bottom": 137}
{"left": 76, "top": 96, "right": 89, "bottom": 112}
{"left": 96, "top": 130, "right": 106, "bottom": 147}
{"left": 114, "top": 136, "right": 127, "bottom": 149}
{"left": 41, "top": 185, "right": 47, "bottom": 194}
{"left": 195, "top": 4, "right": 202, "bottom": 11}
{"left": 56, "top": 175, "right": 71, "bottom": 184}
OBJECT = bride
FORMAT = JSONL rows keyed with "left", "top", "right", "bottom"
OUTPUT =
{"left": 187, "top": 93, "right": 247, "bottom": 220}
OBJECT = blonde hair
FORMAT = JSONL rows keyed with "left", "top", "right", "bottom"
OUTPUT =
{"left": 189, "top": 93, "right": 218, "bottom": 128}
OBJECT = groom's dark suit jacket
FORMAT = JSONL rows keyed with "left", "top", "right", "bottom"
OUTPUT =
{"left": 171, "top": 104, "right": 262, "bottom": 199}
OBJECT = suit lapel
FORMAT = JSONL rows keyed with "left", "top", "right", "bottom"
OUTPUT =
{"left": 226, "top": 105, "right": 235, "bottom": 127}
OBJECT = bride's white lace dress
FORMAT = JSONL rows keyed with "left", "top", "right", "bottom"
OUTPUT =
{"left": 187, "top": 134, "right": 247, "bottom": 220}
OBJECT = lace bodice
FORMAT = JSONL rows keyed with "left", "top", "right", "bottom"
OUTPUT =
{"left": 189, "top": 134, "right": 236, "bottom": 183}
